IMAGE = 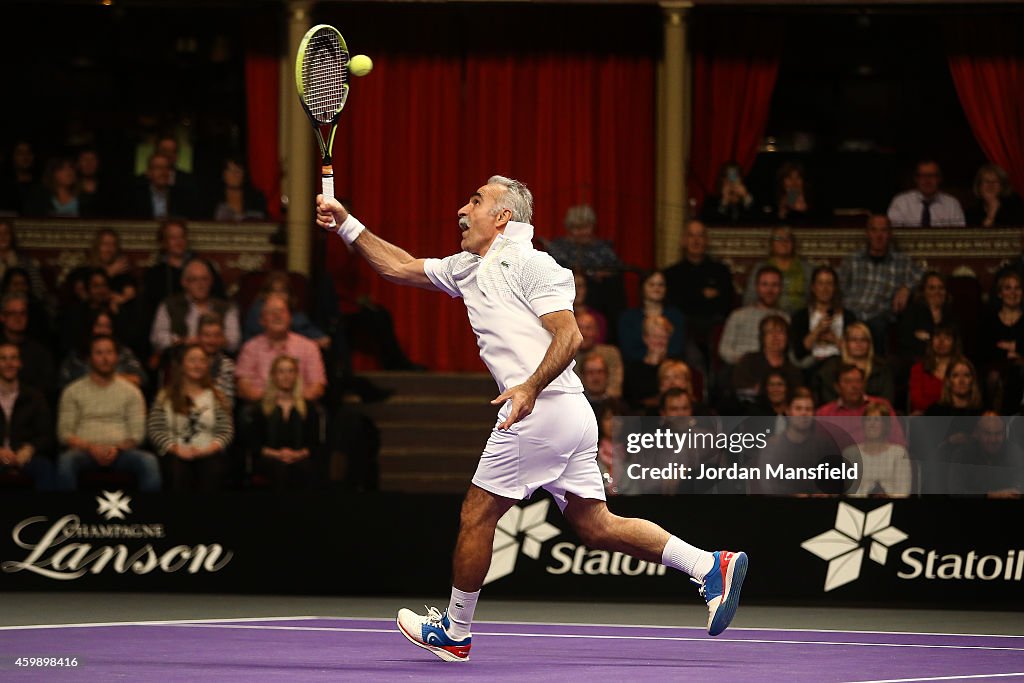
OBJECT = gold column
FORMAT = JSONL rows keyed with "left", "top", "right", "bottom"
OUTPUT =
{"left": 283, "top": 0, "right": 315, "bottom": 275}
{"left": 657, "top": 2, "right": 692, "bottom": 268}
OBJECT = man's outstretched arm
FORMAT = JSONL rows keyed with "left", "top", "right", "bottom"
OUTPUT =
{"left": 316, "top": 195, "right": 436, "bottom": 290}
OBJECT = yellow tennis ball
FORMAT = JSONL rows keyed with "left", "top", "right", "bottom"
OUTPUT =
{"left": 349, "top": 54, "right": 373, "bottom": 77}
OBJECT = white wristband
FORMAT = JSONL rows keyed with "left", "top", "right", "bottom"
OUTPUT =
{"left": 336, "top": 214, "right": 366, "bottom": 245}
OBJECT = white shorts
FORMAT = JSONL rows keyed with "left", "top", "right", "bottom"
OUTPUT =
{"left": 472, "top": 391, "right": 605, "bottom": 511}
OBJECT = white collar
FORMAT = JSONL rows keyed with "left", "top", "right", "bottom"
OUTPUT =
{"left": 913, "top": 190, "right": 943, "bottom": 203}
{"left": 502, "top": 221, "right": 535, "bottom": 244}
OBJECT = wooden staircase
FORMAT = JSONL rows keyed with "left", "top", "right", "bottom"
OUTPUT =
{"left": 357, "top": 372, "right": 498, "bottom": 493}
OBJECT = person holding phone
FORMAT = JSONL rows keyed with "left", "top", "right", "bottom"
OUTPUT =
{"left": 789, "top": 265, "right": 856, "bottom": 370}
{"left": 774, "top": 161, "right": 825, "bottom": 225}
{"left": 699, "top": 161, "right": 759, "bottom": 225}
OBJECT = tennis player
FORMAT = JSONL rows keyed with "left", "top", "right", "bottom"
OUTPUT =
{"left": 315, "top": 177, "right": 747, "bottom": 662}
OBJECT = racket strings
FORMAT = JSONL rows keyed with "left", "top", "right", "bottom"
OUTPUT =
{"left": 302, "top": 31, "right": 348, "bottom": 123}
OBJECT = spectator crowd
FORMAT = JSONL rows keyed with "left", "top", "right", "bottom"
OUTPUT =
{"left": 0, "top": 144, "right": 1021, "bottom": 498}
{"left": 0, "top": 211, "right": 403, "bottom": 493}
{"left": 557, "top": 159, "right": 1024, "bottom": 499}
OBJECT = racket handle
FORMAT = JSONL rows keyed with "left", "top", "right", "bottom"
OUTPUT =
{"left": 322, "top": 168, "right": 336, "bottom": 228}
{"left": 322, "top": 169, "right": 335, "bottom": 201}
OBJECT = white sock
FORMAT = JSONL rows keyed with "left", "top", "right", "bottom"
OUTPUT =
{"left": 446, "top": 587, "right": 479, "bottom": 639}
{"left": 662, "top": 536, "right": 715, "bottom": 581}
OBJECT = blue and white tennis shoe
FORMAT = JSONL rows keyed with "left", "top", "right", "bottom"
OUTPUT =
{"left": 694, "top": 550, "right": 748, "bottom": 636}
{"left": 397, "top": 606, "right": 472, "bottom": 662}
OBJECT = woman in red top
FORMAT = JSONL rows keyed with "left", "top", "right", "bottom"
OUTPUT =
{"left": 908, "top": 324, "right": 959, "bottom": 414}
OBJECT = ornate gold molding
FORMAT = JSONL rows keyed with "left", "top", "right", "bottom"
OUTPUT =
{"left": 9, "top": 219, "right": 285, "bottom": 289}
{"left": 709, "top": 227, "right": 1022, "bottom": 260}
{"left": 10, "top": 219, "right": 284, "bottom": 254}
{"left": 707, "top": 226, "right": 1022, "bottom": 284}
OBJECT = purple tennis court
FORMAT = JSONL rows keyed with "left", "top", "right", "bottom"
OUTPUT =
{"left": 3, "top": 615, "right": 1023, "bottom": 682}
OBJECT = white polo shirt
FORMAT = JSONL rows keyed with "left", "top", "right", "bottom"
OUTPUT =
{"left": 423, "top": 221, "right": 583, "bottom": 396}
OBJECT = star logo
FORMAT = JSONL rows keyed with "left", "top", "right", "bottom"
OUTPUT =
{"left": 483, "top": 499, "right": 561, "bottom": 585}
{"left": 801, "top": 502, "right": 908, "bottom": 592}
{"left": 96, "top": 490, "right": 132, "bottom": 521}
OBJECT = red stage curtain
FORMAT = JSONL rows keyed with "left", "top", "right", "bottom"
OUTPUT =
{"left": 946, "top": 19, "right": 1024, "bottom": 196}
{"left": 327, "top": 53, "right": 656, "bottom": 372}
{"left": 244, "top": 51, "right": 281, "bottom": 221}
{"left": 328, "top": 55, "right": 478, "bottom": 372}
{"left": 687, "top": 17, "right": 785, "bottom": 212}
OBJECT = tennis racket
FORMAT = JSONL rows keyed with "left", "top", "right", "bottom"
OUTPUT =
{"left": 295, "top": 24, "right": 349, "bottom": 223}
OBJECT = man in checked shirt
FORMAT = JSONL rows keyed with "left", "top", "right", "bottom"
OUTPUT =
{"left": 838, "top": 214, "right": 923, "bottom": 355}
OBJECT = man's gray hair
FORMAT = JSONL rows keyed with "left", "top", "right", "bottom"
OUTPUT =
{"left": 564, "top": 204, "right": 596, "bottom": 228}
{"left": 488, "top": 175, "right": 533, "bottom": 224}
